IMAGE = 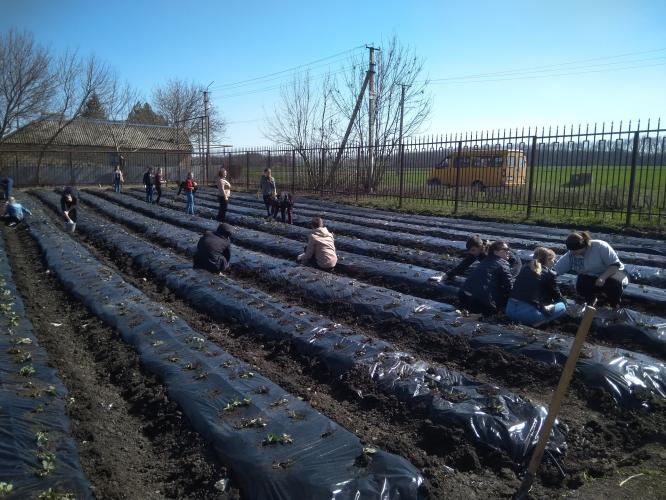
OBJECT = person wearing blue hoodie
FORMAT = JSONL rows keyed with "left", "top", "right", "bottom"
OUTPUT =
{"left": 2, "top": 196, "right": 32, "bottom": 226}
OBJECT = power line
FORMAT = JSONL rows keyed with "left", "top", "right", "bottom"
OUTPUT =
{"left": 427, "top": 47, "right": 666, "bottom": 83}
{"left": 209, "top": 45, "right": 364, "bottom": 91}
{"left": 428, "top": 61, "right": 666, "bottom": 85}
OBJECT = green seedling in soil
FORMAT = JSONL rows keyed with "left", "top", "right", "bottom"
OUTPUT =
{"left": 221, "top": 360, "right": 234, "bottom": 368}
{"left": 183, "top": 361, "right": 200, "bottom": 371}
{"left": 144, "top": 329, "right": 156, "bottom": 336}
{"left": 0, "top": 482, "right": 13, "bottom": 497}
{"left": 37, "top": 489, "right": 75, "bottom": 500}
{"left": 234, "top": 417, "right": 268, "bottom": 429}
{"left": 239, "top": 371, "right": 255, "bottom": 379}
{"left": 485, "top": 397, "right": 505, "bottom": 416}
{"left": 442, "top": 390, "right": 468, "bottom": 403}
{"left": 194, "top": 371, "right": 208, "bottom": 380}
{"left": 363, "top": 446, "right": 377, "bottom": 454}
{"left": 269, "top": 397, "right": 289, "bottom": 407}
{"left": 151, "top": 340, "right": 164, "bottom": 347}
{"left": 262, "top": 433, "right": 293, "bottom": 446}
{"left": 186, "top": 336, "right": 206, "bottom": 350}
{"left": 287, "top": 410, "right": 306, "bottom": 421}
{"left": 161, "top": 308, "right": 178, "bottom": 323}
{"left": 168, "top": 356, "right": 180, "bottom": 363}
{"left": 13, "top": 337, "right": 33, "bottom": 345}
{"left": 20, "top": 365, "right": 36, "bottom": 377}
{"left": 45, "top": 385, "right": 56, "bottom": 396}
{"left": 36, "top": 431, "right": 48, "bottom": 447}
{"left": 15, "top": 351, "right": 32, "bottom": 364}
{"left": 33, "top": 404, "right": 45, "bottom": 413}
{"left": 223, "top": 397, "right": 252, "bottom": 412}
{"left": 272, "top": 458, "right": 295, "bottom": 469}
{"left": 6, "top": 347, "right": 21, "bottom": 355}
{"left": 35, "top": 450, "right": 56, "bottom": 477}
{"left": 254, "top": 386, "right": 270, "bottom": 395}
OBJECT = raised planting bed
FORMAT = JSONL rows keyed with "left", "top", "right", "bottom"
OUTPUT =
{"left": 20, "top": 200, "right": 426, "bottom": 500}
{"left": 223, "top": 190, "right": 665, "bottom": 255}
{"left": 90, "top": 190, "right": 666, "bottom": 344}
{"left": 0, "top": 233, "right": 92, "bottom": 499}
{"left": 46, "top": 191, "right": 666, "bottom": 408}
{"left": 31, "top": 193, "right": 568, "bottom": 465}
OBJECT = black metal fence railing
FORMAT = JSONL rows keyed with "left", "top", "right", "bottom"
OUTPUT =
{"left": 1, "top": 120, "right": 663, "bottom": 227}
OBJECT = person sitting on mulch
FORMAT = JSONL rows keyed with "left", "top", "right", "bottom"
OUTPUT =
{"left": 506, "top": 246, "right": 568, "bottom": 327}
{"left": 297, "top": 216, "right": 337, "bottom": 272}
{"left": 2, "top": 196, "right": 32, "bottom": 226}
{"left": 429, "top": 235, "right": 522, "bottom": 282}
{"left": 458, "top": 240, "right": 514, "bottom": 316}
{"left": 193, "top": 223, "right": 233, "bottom": 274}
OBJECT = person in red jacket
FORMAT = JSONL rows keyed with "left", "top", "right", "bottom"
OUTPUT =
{"left": 184, "top": 171, "right": 197, "bottom": 215}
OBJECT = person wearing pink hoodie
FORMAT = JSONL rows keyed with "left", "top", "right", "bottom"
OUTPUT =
{"left": 297, "top": 216, "right": 337, "bottom": 272}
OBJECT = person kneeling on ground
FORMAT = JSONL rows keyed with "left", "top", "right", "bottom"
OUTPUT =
{"left": 2, "top": 196, "right": 32, "bottom": 226}
{"left": 458, "top": 240, "right": 513, "bottom": 315}
{"left": 193, "top": 223, "right": 233, "bottom": 274}
{"left": 506, "top": 247, "right": 567, "bottom": 327}
{"left": 271, "top": 191, "right": 294, "bottom": 224}
{"left": 553, "top": 231, "right": 628, "bottom": 308}
{"left": 430, "top": 235, "right": 522, "bottom": 283}
{"left": 297, "top": 216, "right": 337, "bottom": 272}
{"left": 60, "top": 188, "right": 78, "bottom": 232}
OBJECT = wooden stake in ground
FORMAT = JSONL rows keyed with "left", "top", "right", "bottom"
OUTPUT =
{"left": 513, "top": 304, "right": 597, "bottom": 499}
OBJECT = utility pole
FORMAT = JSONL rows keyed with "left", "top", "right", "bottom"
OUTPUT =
{"left": 203, "top": 90, "right": 210, "bottom": 184}
{"left": 367, "top": 45, "right": 378, "bottom": 193}
{"left": 398, "top": 83, "right": 409, "bottom": 208}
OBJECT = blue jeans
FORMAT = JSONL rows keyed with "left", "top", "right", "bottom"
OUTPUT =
{"left": 506, "top": 298, "right": 567, "bottom": 326}
{"left": 186, "top": 192, "right": 195, "bottom": 214}
{"left": 114, "top": 180, "right": 121, "bottom": 193}
{"left": 146, "top": 186, "right": 153, "bottom": 203}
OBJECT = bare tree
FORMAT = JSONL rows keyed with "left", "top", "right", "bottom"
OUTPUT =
{"left": 100, "top": 76, "right": 141, "bottom": 152}
{"left": 263, "top": 70, "right": 337, "bottom": 188}
{"left": 334, "top": 36, "right": 431, "bottom": 190}
{"left": 0, "top": 29, "right": 54, "bottom": 143}
{"left": 152, "top": 78, "right": 227, "bottom": 148}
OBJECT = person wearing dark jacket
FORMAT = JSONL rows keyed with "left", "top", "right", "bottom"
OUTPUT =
{"left": 506, "top": 247, "right": 567, "bottom": 327}
{"left": 143, "top": 167, "right": 154, "bottom": 203}
{"left": 193, "top": 223, "right": 233, "bottom": 274}
{"left": 458, "top": 240, "right": 513, "bottom": 315}
{"left": 60, "top": 188, "right": 78, "bottom": 232}
{"left": 430, "top": 235, "right": 522, "bottom": 282}
{"left": 271, "top": 191, "right": 294, "bottom": 224}
{"left": 1, "top": 176, "right": 14, "bottom": 200}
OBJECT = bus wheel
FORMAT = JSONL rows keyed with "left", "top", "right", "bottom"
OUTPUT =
{"left": 471, "top": 180, "right": 485, "bottom": 191}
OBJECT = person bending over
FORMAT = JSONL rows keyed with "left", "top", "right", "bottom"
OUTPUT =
{"left": 458, "top": 240, "right": 513, "bottom": 315}
{"left": 554, "top": 231, "right": 627, "bottom": 307}
{"left": 430, "top": 235, "right": 522, "bottom": 282}
{"left": 297, "top": 216, "right": 337, "bottom": 272}
{"left": 2, "top": 196, "right": 32, "bottom": 226}
{"left": 193, "top": 223, "right": 233, "bottom": 274}
{"left": 60, "top": 188, "right": 78, "bottom": 231}
{"left": 506, "top": 247, "right": 567, "bottom": 327}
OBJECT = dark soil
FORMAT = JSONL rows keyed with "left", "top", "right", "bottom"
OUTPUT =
{"left": 2, "top": 224, "right": 239, "bottom": 500}
{"left": 9, "top": 190, "right": 666, "bottom": 499}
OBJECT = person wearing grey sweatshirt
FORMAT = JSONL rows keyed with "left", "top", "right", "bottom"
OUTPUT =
{"left": 259, "top": 168, "right": 276, "bottom": 217}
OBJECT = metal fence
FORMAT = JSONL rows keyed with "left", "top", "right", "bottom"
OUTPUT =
{"left": 219, "top": 119, "right": 665, "bottom": 227}
{"left": 2, "top": 119, "right": 664, "bottom": 227}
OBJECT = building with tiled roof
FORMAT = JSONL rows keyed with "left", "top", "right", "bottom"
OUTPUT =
{"left": 0, "top": 118, "right": 196, "bottom": 186}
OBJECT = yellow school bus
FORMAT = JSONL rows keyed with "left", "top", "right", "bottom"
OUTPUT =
{"left": 426, "top": 148, "right": 527, "bottom": 189}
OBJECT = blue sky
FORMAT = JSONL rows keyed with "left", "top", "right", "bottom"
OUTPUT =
{"left": 2, "top": 0, "right": 665, "bottom": 146}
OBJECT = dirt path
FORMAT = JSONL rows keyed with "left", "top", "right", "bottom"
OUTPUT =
{"left": 3, "top": 225, "right": 238, "bottom": 500}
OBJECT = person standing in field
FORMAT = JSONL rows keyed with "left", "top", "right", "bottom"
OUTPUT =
{"left": 60, "top": 188, "right": 78, "bottom": 232}
{"left": 184, "top": 171, "right": 197, "bottom": 215}
{"left": 154, "top": 167, "right": 164, "bottom": 205}
{"left": 554, "top": 231, "right": 628, "bottom": 308}
{"left": 216, "top": 168, "right": 231, "bottom": 221}
{"left": 142, "top": 167, "right": 154, "bottom": 203}
{"left": 506, "top": 247, "right": 568, "bottom": 327}
{"left": 113, "top": 165, "right": 124, "bottom": 193}
{"left": 297, "top": 216, "right": 338, "bottom": 272}
{"left": 259, "top": 168, "right": 276, "bottom": 218}
{"left": 1, "top": 176, "right": 13, "bottom": 201}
